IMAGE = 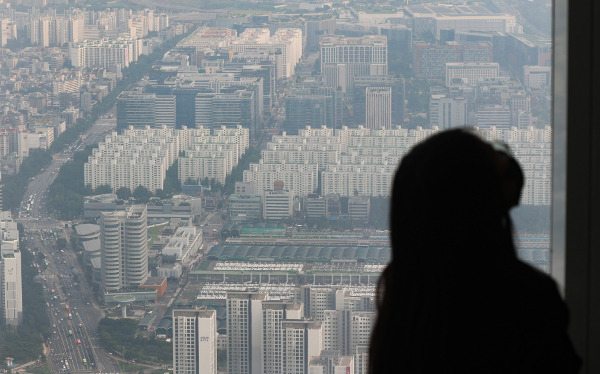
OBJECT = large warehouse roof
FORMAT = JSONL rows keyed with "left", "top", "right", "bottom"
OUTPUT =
{"left": 207, "top": 243, "right": 390, "bottom": 262}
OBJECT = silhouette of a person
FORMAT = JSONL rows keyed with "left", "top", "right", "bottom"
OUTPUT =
{"left": 369, "top": 129, "right": 580, "bottom": 373}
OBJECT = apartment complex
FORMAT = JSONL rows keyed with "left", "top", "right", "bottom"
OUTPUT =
{"left": 99, "top": 205, "right": 149, "bottom": 292}
{"left": 84, "top": 125, "right": 249, "bottom": 192}
{"left": 69, "top": 38, "right": 144, "bottom": 69}
{"left": 248, "top": 125, "right": 551, "bottom": 205}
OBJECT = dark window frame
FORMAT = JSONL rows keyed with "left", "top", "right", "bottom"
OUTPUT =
{"left": 556, "top": 0, "right": 600, "bottom": 372}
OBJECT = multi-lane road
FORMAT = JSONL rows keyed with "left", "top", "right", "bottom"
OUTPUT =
{"left": 18, "top": 116, "right": 122, "bottom": 373}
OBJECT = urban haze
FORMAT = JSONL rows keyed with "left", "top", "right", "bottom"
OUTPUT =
{"left": 0, "top": 0, "right": 551, "bottom": 373}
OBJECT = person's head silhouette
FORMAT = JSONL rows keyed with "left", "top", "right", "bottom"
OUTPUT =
{"left": 369, "top": 128, "right": 527, "bottom": 373}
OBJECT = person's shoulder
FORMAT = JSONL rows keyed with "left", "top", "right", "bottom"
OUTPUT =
{"left": 505, "top": 259, "right": 565, "bottom": 309}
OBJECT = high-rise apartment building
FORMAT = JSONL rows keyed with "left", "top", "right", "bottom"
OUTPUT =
{"left": 172, "top": 308, "right": 217, "bottom": 374}
{"left": 227, "top": 291, "right": 268, "bottom": 374}
{"left": 0, "top": 18, "right": 17, "bottom": 47}
{"left": 0, "top": 213, "right": 21, "bottom": 328}
{"left": 320, "top": 35, "right": 387, "bottom": 92}
{"left": 100, "top": 205, "right": 148, "bottom": 292}
{"left": 262, "top": 301, "right": 304, "bottom": 374}
{"left": 281, "top": 320, "right": 323, "bottom": 374}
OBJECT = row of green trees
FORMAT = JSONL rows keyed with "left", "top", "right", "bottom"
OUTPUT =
{"left": 0, "top": 231, "right": 50, "bottom": 365}
{"left": 2, "top": 149, "right": 53, "bottom": 210}
{"left": 97, "top": 318, "right": 171, "bottom": 364}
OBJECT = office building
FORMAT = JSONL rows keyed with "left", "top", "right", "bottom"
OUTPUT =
{"left": 348, "top": 197, "right": 370, "bottom": 222}
{"left": 523, "top": 65, "right": 552, "bottom": 89}
{"left": 0, "top": 213, "right": 21, "bottom": 328}
{"left": 365, "top": 87, "right": 392, "bottom": 130}
{"left": 285, "top": 95, "right": 335, "bottom": 135}
{"left": 353, "top": 76, "right": 405, "bottom": 126}
{"left": 380, "top": 25, "right": 412, "bottom": 54}
{"left": 304, "top": 194, "right": 327, "bottom": 219}
{"left": 100, "top": 205, "right": 149, "bottom": 292}
{"left": 320, "top": 35, "right": 387, "bottom": 92}
{"left": 413, "top": 41, "right": 493, "bottom": 79}
{"left": 228, "top": 194, "right": 262, "bottom": 223}
{"left": 117, "top": 91, "right": 176, "bottom": 129}
{"left": 263, "top": 184, "right": 294, "bottom": 221}
{"left": 404, "top": 4, "right": 520, "bottom": 38}
{"left": 429, "top": 95, "right": 468, "bottom": 129}
{"left": 194, "top": 90, "right": 256, "bottom": 135}
{"left": 305, "top": 18, "right": 336, "bottom": 51}
{"left": 172, "top": 308, "right": 217, "bottom": 374}
{"left": 445, "top": 62, "right": 500, "bottom": 87}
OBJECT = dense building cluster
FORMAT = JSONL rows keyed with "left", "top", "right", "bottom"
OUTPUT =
{"left": 84, "top": 125, "right": 249, "bottom": 192}
{"left": 174, "top": 284, "right": 375, "bottom": 374}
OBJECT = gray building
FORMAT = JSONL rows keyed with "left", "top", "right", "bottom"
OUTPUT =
{"left": 228, "top": 194, "right": 262, "bottom": 223}
{"left": 117, "top": 90, "right": 176, "bottom": 129}
{"left": 285, "top": 95, "right": 335, "bottom": 135}
{"left": 100, "top": 205, "right": 149, "bottom": 292}
{"left": 353, "top": 76, "right": 405, "bottom": 126}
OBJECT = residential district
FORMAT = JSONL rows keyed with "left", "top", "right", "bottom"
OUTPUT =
{"left": 0, "top": 0, "right": 551, "bottom": 373}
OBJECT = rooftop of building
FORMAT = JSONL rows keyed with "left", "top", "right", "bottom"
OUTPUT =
{"left": 75, "top": 223, "right": 100, "bottom": 236}
{"left": 141, "top": 276, "right": 167, "bottom": 288}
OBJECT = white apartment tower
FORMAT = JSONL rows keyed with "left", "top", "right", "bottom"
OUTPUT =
{"left": 227, "top": 292, "right": 267, "bottom": 374}
{"left": 0, "top": 213, "right": 22, "bottom": 328}
{"left": 282, "top": 320, "right": 323, "bottom": 374}
{"left": 100, "top": 205, "right": 148, "bottom": 292}
{"left": 262, "top": 301, "right": 304, "bottom": 374}
{"left": 365, "top": 87, "right": 392, "bottom": 130}
{"left": 173, "top": 308, "right": 217, "bottom": 374}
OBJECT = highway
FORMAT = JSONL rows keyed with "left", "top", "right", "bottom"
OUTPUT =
{"left": 18, "top": 115, "right": 121, "bottom": 373}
